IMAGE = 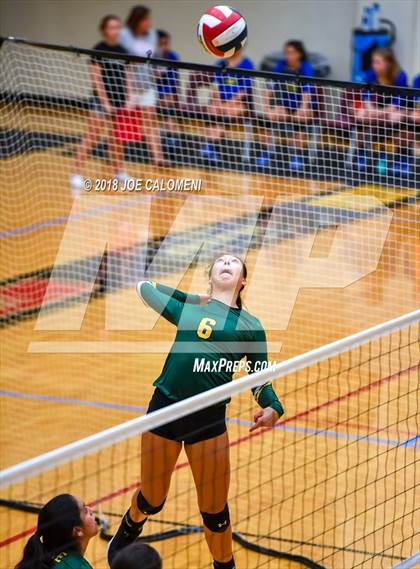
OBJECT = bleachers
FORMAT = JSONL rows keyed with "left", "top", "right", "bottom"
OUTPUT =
{"left": 154, "top": 72, "right": 420, "bottom": 187}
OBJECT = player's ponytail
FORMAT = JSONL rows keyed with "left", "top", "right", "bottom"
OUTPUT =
{"left": 15, "top": 494, "right": 82, "bottom": 569}
{"left": 15, "top": 532, "right": 47, "bottom": 569}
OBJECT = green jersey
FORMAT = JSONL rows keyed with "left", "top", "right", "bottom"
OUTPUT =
{"left": 138, "top": 281, "right": 284, "bottom": 417}
{"left": 50, "top": 552, "right": 92, "bottom": 569}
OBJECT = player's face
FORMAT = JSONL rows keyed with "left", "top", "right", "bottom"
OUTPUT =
{"left": 210, "top": 255, "right": 245, "bottom": 290}
{"left": 76, "top": 498, "right": 99, "bottom": 538}
{"left": 103, "top": 19, "right": 121, "bottom": 45}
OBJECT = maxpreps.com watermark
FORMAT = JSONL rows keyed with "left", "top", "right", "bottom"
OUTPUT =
{"left": 83, "top": 177, "right": 202, "bottom": 192}
{"left": 193, "top": 358, "right": 279, "bottom": 374}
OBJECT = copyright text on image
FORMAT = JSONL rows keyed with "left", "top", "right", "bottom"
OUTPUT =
{"left": 83, "top": 178, "right": 203, "bottom": 192}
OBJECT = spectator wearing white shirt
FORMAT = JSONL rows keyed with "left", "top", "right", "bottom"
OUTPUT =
{"left": 119, "top": 5, "right": 164, "bottom": 164}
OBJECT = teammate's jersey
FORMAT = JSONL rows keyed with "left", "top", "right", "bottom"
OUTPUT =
{"left": 138, "top": 281, "right": 284, "bottom": 417}
{"left": 50, "top": 552, "right": 92, "bottom": 569}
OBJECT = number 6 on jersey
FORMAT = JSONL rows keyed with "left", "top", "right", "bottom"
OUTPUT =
{"left": 197, "top": 317, "right": 216, "bottom": 339}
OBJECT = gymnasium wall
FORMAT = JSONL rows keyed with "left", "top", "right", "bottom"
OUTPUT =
{"left": 0, "top": 0, "right": 419, "bottom": 81}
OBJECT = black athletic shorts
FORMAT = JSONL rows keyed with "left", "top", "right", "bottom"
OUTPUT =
{"left": 147, "top": 388, "right": 227, "bottom": 445}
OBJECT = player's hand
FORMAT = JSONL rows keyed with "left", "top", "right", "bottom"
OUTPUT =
{"left": 249, "top": 407, "right": 279, "bottom": 432}
{"left": 198, "top": 294, "right": 211, "bottom": 305}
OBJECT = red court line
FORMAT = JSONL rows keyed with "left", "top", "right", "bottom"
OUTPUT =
{"left": 0, "top": 528, "right": 36, "bottom": 548}
{"left": 1, "top": 362, "right": 417, "bottom": 549}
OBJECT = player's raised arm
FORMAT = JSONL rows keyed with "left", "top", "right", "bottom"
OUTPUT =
{"left": 150, "top": 282, "right": 204, "bottom": 304}
{"left": 136, "top": 281, "right": 182, "bottom": 325}
{"left": 136, "top": 281, "right": 208, "bottom": 325}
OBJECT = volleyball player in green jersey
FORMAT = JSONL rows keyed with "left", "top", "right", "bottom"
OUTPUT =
{"left": 108, "top": 255, "right": 284, "bottom": 569}
{"left": 16, "top": 494, "right": 98, "bottom": 569}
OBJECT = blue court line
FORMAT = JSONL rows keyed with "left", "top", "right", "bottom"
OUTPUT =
{"left": 0, "top": 389, "right": 147, "bottom": 413}
{"left": 0, "top": 198, "right": 143, "bottom": 239}
{"left": 1, "top": 389, "right": 414, "bottom": 449}
{"left": 400, "top": 434, "right": 420, "bottom": 448}
{"left": 228, "top": 417, "right": 405, "bottom": 448}
{"left": 0, "top": 188, "right": 402, "bottom": 241}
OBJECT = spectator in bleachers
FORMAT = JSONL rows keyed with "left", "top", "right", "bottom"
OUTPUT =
{"left": 156, "top": 30, "right": 180, "bottom": 108}
{"left": 264, "top": 40, "right": 315, "bottom": 122}
{"left": 70, "top": 15, "right": 131, "bottom": 194}
{"left": 356, "top": 50, "right": 413, "bottom": 171}
{"left": 210, "top": 51, "right": 255, "bottom": 118}
{"left": 197, "top": 51, "right": 255, "bottom": 161}
{"left": 111, "top": 542, "right": 162, "bottom": 569}
{"left": 119, "top": 5, "right": 164, "bottom": 164}
{"left": 363, "top": 48, "right": 408, "bottom": 87}
{"left": 157, "top": 29, "right": 178, "bottom": 59}
{"left": 257, "top": 41, "right": 315, "bottom": 170}
{"left": 412, "top": 75, "right": 420, "bottom": 122}
{"left": 356, "top": 48, "right": 408, "bottom": 122}
{"left": 15, "top": 494, "right": 98, "bottom": 569}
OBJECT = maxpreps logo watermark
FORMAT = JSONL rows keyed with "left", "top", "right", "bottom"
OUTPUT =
{"left": 28, "top": 193, "right": 393, "bottom": 354}
{"left": 193, "top": 358, "right": 280, "bottom": 374}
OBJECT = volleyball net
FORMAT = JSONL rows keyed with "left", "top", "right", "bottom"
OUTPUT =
{"left": 1, "top": 310, "right": 419, "bottom": 569}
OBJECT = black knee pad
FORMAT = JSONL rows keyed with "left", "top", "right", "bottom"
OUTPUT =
{"left": 201, "top": 504, "right": 230, "bottom": 533}
{"left": 137, "top": 491, "right": 166, "bottom": 515}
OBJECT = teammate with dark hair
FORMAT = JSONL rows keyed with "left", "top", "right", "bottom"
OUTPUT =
{"left": 15, "top": 494, "right": 98, "bottom": 569}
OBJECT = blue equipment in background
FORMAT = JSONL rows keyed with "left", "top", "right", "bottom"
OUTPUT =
{"left": 351, "top": 3, "right": 396, "bottom": 82}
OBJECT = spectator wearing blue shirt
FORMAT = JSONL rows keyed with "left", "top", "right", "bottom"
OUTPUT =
{"left": 264, "top": 40, "right": 315, "bottom": 122}
{"left": 357, "top": 48, "right": 408, "bottom": 122}
{"left": 198, "top": 52, "right": 254, "bottom": 161}
{"left": 209, "top": 51, "right": 255, "bottom": 118}
{"left": 156, "top": 30, "right": 179, "bottom": 108}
